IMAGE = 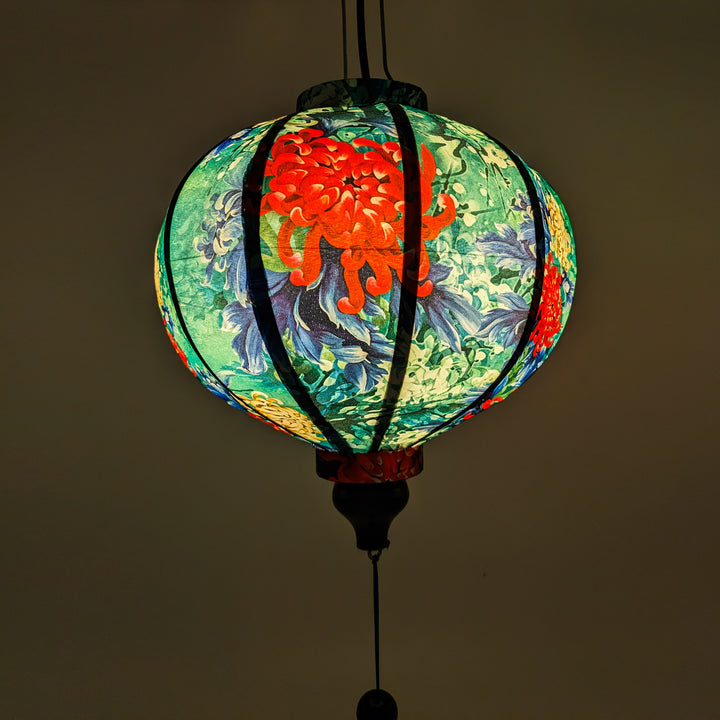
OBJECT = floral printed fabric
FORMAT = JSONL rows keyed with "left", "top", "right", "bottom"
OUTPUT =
{"left": 316, "top": 447, "right": 423, "bottom": 483}
{"left": 155, "top": 102, "right": 576, "bottom": 452}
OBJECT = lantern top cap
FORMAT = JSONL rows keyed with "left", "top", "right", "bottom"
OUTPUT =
{"left": 297, "top": 78, "right": 428, "bottom": 112}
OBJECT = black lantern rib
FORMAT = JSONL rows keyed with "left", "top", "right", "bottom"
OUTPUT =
{"left": 369, "top": 103, "right": 422, "bottom": 453}
{"left": 162, "top": 140, "right": 303, "bottom": 440}
{"left": 411, "top": 138, "right": 547, "bottom": 447}
{"left": 242, "top": 116, "right": 353, "bottom": 455}
{"left": 163, "top": 145, "right": 235, "bottom": 396}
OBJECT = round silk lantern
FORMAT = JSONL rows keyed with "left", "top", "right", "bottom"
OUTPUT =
{"left": 155, "top": 6, "right": 576, "bottom": 713}
{"left": 155, "top": 79, "right": 576, "bottom": 483}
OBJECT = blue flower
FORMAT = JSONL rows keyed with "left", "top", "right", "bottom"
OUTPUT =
{"left": 222, "top": 300, "right": 268, "bottom": 375}
{"left": 475, "top": 292, "right": 529, "bottom": 349}
{"left": 220, "top": 242, "right": 391, "bottom": 392}
{"left": 160, "top": 305, "right": 175, "bottom": 334}
{"left": 192, "top": 366, "right": 242, "bottom": 407}
{"left": 415, "top": 264, "right": 485, "bottom": 352}
{"left": 476, "top": 221, "right": 536, "bottom": 283}
{"left": 196, "top": 190, "right": 245, "bottom": 282}
{"left": 510, "top": 190, "right": 532, "bottom": 215}
{"left": 312, "top": 109, "right": 397, "bottom": 140}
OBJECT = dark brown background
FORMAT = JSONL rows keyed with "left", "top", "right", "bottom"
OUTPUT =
{"left": 2, "top": 0, "right": 719, "bottom": 718}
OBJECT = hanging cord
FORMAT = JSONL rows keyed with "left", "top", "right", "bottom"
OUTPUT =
{"left": 379, "top": 0, "right": 393, "bottom": 80}
{"left": 356, "top": 0, "right": 371, "bottom": 79}
{"left": 369, "top": 549, "right": 382, "bottom": 690}
{"left": 342, "top": 0, "right": 393, "bottom": 82}
{"left": 341, "top": 0, "right": 348, "bottom": 80}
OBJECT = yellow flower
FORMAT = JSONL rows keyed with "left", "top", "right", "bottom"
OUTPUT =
{"left": 153, "top": 251, "right": 162, "bottom": 298}
{"left": 235, "top": 391, "right": 325, "bottom": 443}
{"left": 546, "top": 194, "right": 573, "bottom": 272}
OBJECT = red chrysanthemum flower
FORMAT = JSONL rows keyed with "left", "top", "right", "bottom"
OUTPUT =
{"left": 165, "top": 324, "right": 191, "bottom": 371}
{"left": 480, "top": 396, "right": 503, "bottom": 411}
{"left": 529, "top": 255, "right": 563, "bottom": 356}
{"left": 330, "top": 449, "right": 421, "bottom": 483}
{"left": 260, "top": 128, "right": 456, "bottom": 314}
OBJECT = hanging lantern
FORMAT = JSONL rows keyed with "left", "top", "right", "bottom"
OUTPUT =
{"left": 154, "top": 78, "right": 576, "bottom": 479}
{"left": 154, "top": 3, "right": 576, "bottom": 716}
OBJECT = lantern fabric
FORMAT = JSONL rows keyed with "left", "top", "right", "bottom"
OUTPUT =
{"left": 316, "top": 446, "right": 423, "bottom": 483}
{"left": 155, "top": 80, "right": 576, "bottom": 455}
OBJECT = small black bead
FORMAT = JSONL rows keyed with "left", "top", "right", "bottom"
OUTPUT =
{"left": 356, "top": 688, "right": 398, "bottom": 720}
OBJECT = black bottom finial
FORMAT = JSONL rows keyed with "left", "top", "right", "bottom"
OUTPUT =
{"left": 357, "top": 688, "right": 398, "bottom": 720}
{"left": 332, "top": 480, "right": 409, "bottom": 552}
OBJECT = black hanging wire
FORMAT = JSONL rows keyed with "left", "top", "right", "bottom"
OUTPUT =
{"left": 356, "top": 0, "right": 371, "bottom": 79}
{"left": 341, "top": 0, "right": 348, "bottom": 80}
{"left": 343, "top": 0, "right": 393, "bottom": 82}
{"left": 369, "top": 550, "right": 382, "bottom": 690}
{"left": 379, "top": 0, "right": 393, "bottom": 80}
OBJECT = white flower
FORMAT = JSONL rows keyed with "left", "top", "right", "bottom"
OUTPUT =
{"left": 481, "top": 145, "right": 509, "bottom": 169}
